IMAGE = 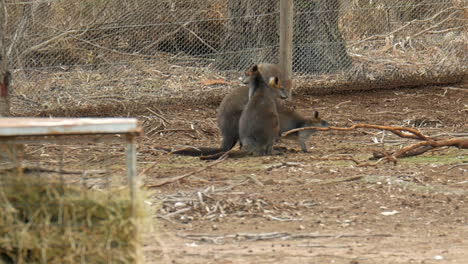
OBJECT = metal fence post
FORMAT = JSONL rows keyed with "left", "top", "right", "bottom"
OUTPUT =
{"left": 126, "top": 133, "right": 138, "bottom": 217}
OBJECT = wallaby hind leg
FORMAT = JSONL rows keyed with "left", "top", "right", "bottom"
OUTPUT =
{"left": 267, "top": 144, "right": 273, "bottom": 155}
{"left": 220, "top": 134, "right": 238, "bottom": 151}
{"left": 266, "top": 144, "right": 281, "bottom": 155}
{"left": 298, "top": 131, "right": 314, "bottom": 152}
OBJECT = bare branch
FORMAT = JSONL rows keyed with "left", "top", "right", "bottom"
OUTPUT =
{"left": 282, "top": 124, "right": 467, "bottom": 166}
{"left": 282, "top": 124, "right": 434, "bottom": 141}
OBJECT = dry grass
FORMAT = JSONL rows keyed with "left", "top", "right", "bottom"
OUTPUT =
{"left": 5, "top": 0, "right": 467, "bottom": 118}
{"left": 11, "top": 32, "right": 467, "bottom": 118}
{"left": 0, "top": 172, "right": 145, "bottom": 264}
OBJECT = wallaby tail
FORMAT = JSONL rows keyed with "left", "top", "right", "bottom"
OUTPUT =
{"left": 171, "top": 146, "right": 223, "bottom": 156}
{"left": 200, "top": 151, "right": 227, "bottom": 160}
{"left": 200, "top": 149, "right": 254, "bottom": 160}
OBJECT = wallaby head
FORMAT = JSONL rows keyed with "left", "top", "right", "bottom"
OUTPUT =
{"left": 295, "top": 111, "right": 329, "bottom": 153}
{"left": 268, "top": 76, "right": 289, "bottom": 99}
{"left": 308, "top": 111, "right": 329, "bottom": 127}
{"left": 246, "top": 64, "right": 288, "bottom": 99}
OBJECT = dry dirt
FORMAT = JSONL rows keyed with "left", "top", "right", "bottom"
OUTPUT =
{"left": 139, "top": 82, "right": 468, "bottom": 264}
{"left": 12, "top": 80, "right": 468, "bottom": 264}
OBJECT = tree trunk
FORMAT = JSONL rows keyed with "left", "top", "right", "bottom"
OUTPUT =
{"left": 215, "top": 0, "right": 351, "bottom": 74}
{"left": 215, "top": 0, "right": 279, "bottom": 71}
{"left": 294, "top": 0, "right": 351, "bottom": 73}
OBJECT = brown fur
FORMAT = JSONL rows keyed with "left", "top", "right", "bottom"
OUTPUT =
{"left": 278, "top": 107, "right": 329, "bottom": 152}
{"left": 172, "top": 64, "right": 291, "bottom": 157}
{"left": 216, "top": 64, "right": 288, "bottom": 152}
{"left": 239, "top": 67, "right": 280, "bottom": 155}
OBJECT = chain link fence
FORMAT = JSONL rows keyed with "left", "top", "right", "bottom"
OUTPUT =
{"left": 1, "top": 0, "right": 467, "bottom": 115}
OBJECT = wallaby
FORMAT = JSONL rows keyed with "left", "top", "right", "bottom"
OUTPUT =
{"left": 172, "top": 64, "right": 289, "bottom": 156}
{"left": 239, "top": 67, "right": 280, "bottom": 155}
{"left": 218, "top": 63, "right": 289, "bottom": 151}
{"left": 278, "top": 108, "right": 329, "bottom": 152}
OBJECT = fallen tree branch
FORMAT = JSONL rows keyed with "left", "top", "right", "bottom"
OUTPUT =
{"left": 392, "top": 138, "right": 468, "bottom": 158}
{"left": 371, "top": 145, "right": 448, "bottom": 159}
{"left": 282, "top": 124, "right": 467, "bottom": 166}
{"left": 283, "top": 124, "right": 433, "bottom": 141}
{"left": 177, "top": 231, "right": 392, "bottom": 244}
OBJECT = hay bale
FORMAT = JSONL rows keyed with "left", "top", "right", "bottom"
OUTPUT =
{"left": 0, "top": 173, "right": 144, "bottom": 264}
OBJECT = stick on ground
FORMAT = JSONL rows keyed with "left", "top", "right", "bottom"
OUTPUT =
{"left": 146, "top": 154, "right": 229, "bottom": 188}
{"left": 282, "top": 124, "right": 467, "bottom": 166}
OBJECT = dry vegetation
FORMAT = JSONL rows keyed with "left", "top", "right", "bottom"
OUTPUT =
{"left": 0, "top": 172, "right": 144, "bottom": 263}
{"left": 1, "top": 1, "right": 467, "bottom": 263}
{"left": 5, "top": 0, "right": 466, "bottom": 117}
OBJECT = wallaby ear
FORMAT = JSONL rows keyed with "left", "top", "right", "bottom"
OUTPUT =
{"left": 252, "top": 64, "right": 259, "bottom": 73}
{"left": 314, "top": 111, "right": 319, "bottom": 119}
{"left": 268, "top": 77, "right": 277, "bottom": 87}
{"left": 268, "top": 77, "right": 280, "bottom": 87}
{"left": 245, "top": 64, "right": 259, "bottom": 76}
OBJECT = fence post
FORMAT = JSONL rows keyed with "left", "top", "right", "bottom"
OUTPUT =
{"left": 279, "top": 0, "right": 294, "bottom": 98}
{"left": 0, "top": 0, "right": 10, "bottom": 117}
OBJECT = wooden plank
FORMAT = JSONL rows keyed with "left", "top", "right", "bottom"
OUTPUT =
{"left": 0, "top": 117, "right": 140, "bottom": 137}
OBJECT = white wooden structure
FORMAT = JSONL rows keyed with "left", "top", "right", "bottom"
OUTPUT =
{"left": 0, "top": 117, "right": 142, "bottom": 208}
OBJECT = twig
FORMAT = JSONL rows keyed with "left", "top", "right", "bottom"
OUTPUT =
{"left": 334, "top": 100, "right": 351, "bottom": 108}
{"left": 412, "top": 10, "right": 461, "bottom": 39}
{"left": 349, "top": 6, "right": 459, "bottom": 48}
{"left": 317, "top": 175, "right": 364, "bottom": 185}
{"left": 146, "top": 155, "right": 228, "bottom": 188}
{"left": 284, "top": 233, "right": 391, "bottom": 240}
{"left": 162, "top": 207, "right": 191, "bottom": 218}
{"left": 155, "top": 128, "right": 195, "bottom": 134}
{"left": 138, "top": 162, "right": 159, "bottom": 177}
{"left": 170, "top": 13, "right": 218, "bottom": 53}
{"left": 177, "top": 232, "right": 392, "bottom": 243}
{"left": 428, "top": 25, "right": 466, "bottom": 34}
{"left": 392, "top": 138, "right": 468, "bottom": 158}
{"left": 247, "top": 174, "right": 264, "bottom": 186}
{"left": 72, "top": 36, "right": 157, "bottom": 58}
{"left": 169, "top": 145, "right": 202, "bottom": 154}
{"left": 436, "top": 87, "right": 468, "bottom": 92}
{"left": 307, "top": 156, "right": 361, "bottom": 165}
{"left": 265, "top": 161, "right": 304, "bottom": 171}
{"left": 448, "top": 163, "right": 468, "bottom": 171}
{"left": 146, "top": 107, "right": 170, "bottom": 124}
{"left": 372, "top": 145, "right": 438, "bottom": 159}
{"left": 264, "top": 215, "right": 303, "bottom": 222}
{"left": 138, "top": 11, "right": 202, "bottom": 53}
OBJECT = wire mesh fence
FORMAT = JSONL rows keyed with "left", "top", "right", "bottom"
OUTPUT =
{"left": 1, "top": 0, "right": 467, "bottom": 115}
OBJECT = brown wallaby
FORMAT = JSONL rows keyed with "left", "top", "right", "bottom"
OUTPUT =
{"left": 172, "top": 64, "right": 289, "bottom": 156}
{"left": 217, "top": 64, "right": 289, "bottom": 152}
{"left": 239, "top": 66, "right": 280, "bottom": 155}
{"left": 278, "top": 107, "right": 329, "bottom": 152}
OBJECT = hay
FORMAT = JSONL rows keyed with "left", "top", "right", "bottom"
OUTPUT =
{"left": 0, "top": 172, "right": 144, "bottom": 264}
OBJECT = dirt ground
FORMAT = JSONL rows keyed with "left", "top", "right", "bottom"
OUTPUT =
{"left": 138, "top": 82, "right": 468, "bottom": 264}
{"left": 11, "top": 79, "right": 467, "bottom": 263}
